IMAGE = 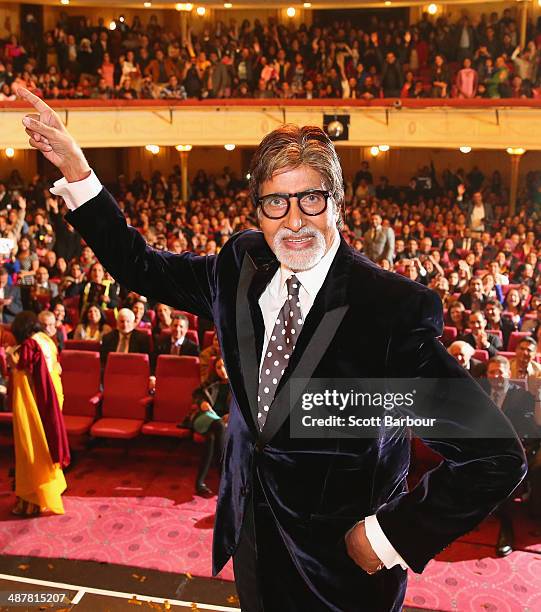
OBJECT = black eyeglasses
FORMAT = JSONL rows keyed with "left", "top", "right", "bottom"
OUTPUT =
{"left": 256, "top": 189, "right": 330, "bottom": 220}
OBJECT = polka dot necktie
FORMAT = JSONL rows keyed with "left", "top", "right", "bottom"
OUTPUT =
{"left": 257, "top": 275, "right": 304, "bottom": 430}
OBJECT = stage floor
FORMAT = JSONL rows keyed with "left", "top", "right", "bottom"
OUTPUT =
{"left": 0, "top": 555, "right": 440, "bottom": 612}
{"left": 0, "top": 430, "right": 539, "bottom": 611}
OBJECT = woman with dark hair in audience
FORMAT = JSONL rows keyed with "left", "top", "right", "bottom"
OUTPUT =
{"left": 16, "top": 235, "right": 39, "bottom": 280}
{"left": 431, "top": 54, "right": 451, "bottom": 98}
{"left": 445, "top": 300, "right": 469, "bottom": 335}
{"left": 441, "top": 237, "right": 459, "bottom": 268}
{"left": 72, "top": 304, "right": 112, "bottom": 341}
{"left": 152, "top": 303, "right": 173, "bottom": 337}
{"left": 503, "top": 287, "right": 525, "bottom": 330}
{"left": 79, "top": 262, "right": 119, "bottom": 313}
{"left": 7, "top": 310, "right": 69, "bottom": 516}
{"left": 131, "top": 297, "right": 152, "bottom": 330}
{"left": 184, "top": 357, "right": 230, "bottom": 497}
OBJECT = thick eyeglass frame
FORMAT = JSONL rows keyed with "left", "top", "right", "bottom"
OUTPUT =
{"left": 256, "top": 189, "right": 331, "bottom": 219}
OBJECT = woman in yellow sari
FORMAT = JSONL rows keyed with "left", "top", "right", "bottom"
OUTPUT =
{"left": 7, "top": 311, "right": 70, "bottom": 516}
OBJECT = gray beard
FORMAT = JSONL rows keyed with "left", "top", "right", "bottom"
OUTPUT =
{"left": 272, "top": 227, "right": 327, "bottom": 272}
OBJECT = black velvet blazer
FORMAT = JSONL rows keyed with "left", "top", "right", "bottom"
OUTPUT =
{"left": 66, "top": 189, "right": 527, "bottom": 612}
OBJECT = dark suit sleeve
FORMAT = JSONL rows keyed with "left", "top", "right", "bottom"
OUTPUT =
{"left": 139, "top": 332, "right": 151, "bottom": 355}
{"left": 376, "top": 288, "right": 527, "bottom": 573}
{"left": 65, "top": 189, "right": 215, "bottom": 321}
{"left": 183, "top": 339, "right": 200, "bottom": 356}
{"left": 5, "top": 286, "right": 22, "bottom": 318}
{"left": 486, "top": 333, "right": 502, "bottom": 358}
{"left": 100, "top": 331, "right": 114, "bottom": 366}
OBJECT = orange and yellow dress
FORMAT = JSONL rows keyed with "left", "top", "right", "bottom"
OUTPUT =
{"left": 10, "top": 331, "right": 68, "bottom": 514}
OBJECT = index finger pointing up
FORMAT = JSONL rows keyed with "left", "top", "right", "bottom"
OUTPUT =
{"left": 15, "top": 85, "right": 51, "bottom": 114}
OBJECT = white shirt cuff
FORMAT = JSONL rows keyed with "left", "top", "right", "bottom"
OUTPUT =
{"left": 364, "top": 514, "right": 410, "bottom": 570}
{"left": 49, "top": 169, "right": 102, "bottom": 211}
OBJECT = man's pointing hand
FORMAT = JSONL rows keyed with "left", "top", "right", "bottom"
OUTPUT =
{"left": 16, "top": 85, "right": 91, "bottom": 183}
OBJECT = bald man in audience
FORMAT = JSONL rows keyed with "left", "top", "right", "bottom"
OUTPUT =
{"left": 100, "top": 307, "right": 151, "bottom": 367}
{"left": 447, "top": 340, "right": 486, "bottom": 377}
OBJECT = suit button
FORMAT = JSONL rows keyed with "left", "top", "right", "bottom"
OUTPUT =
{"left": 255, "top": 441, "right": 264, "bottom": 453}
{"left": 240, "top": 486, "right": 248, "bottom": 496}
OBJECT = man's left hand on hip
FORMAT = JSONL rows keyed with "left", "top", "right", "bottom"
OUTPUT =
{"left": 345, "top": 519, "right": 384, "bottom": 574}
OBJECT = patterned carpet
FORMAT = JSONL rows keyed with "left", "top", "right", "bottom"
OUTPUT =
{"left": 0, "top": 433, "right": 540, "bottom": 611}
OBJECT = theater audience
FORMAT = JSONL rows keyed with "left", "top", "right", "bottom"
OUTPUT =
{"left": 481, "top": 356, "right": 541, "bottom": 556}
{"left": 131, "top": 297, "right": 152, "bottom": 330}
{"left": 509, "top": 337, "right": 541, "bottom": 380}
{"left": 0, "top": 266, "right": 22, "bottom": 324}
{"left": 38, "top": 309, "right": 64, "bottom": 352}
{"left": 485, "top": 299, "right": 517, "bottom": 350}
{"left": 153, "top": 303, "right": 173, "bottom": 337}
{"left": 1, "top": 10, "right": 540, "bottom": 102}
{"left": 459, "top": 277, "right": 487, "bottom": 311}
{"left": 72, "top": 304, "right": 112, "bottom": 341}
{"left": 458, "top": 310, "right": 502, "bottom": 357}
{"left": 80, "top": 262, "right": 119, "bottom": 313}
{"left": 362, "top": 213, "right": 395, "bottom": 264}
{"left": 154, "top": 313, "right": 199, "bottom": 358}
{"left": 504, "top": 288, "right": 525, "bottom": 326}
{"left": 447, "top": 340, "right": 485, "bottom": 377}
{"left": 187, "top": 357, "right": 230, "bottom": 497}
{"left": 100, "top": 307, "right": 151, "bottom": 366}
{"left": 199, "top": 333, "right": 221, "bottom": 383}
{"left": 445, "top": 301, "right": 469, "bottom": 337}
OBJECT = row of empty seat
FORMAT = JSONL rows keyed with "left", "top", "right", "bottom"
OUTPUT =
{"left": 62, "top": 351, "right": 200, "bottom": 440}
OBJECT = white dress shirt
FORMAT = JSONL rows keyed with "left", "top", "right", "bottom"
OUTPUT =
{"left": 50, "top": 169, "right": 409, "bottom": 572}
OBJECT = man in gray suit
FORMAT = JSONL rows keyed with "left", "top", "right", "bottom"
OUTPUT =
{"left": 0, "top": 266, "right": 22, "bottom": 324}
{"left": 363, "top": 213, "right": 395, "bottom": 264}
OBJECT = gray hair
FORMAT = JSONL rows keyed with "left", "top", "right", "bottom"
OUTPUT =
{"left": 249, "top": 124, "right": 345, "bottom": 229}
{"left": 447, "top": 340, "right": 475, "bottom": 359}
{"left": 487, "top": 355, "right": 510, "bottom": 370}
{"left": 117, "top": 307, "right": 135, "bottom": 321}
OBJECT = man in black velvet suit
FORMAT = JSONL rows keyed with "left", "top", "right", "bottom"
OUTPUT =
{"left": 18, "top": 87, "right": 527, "bottom": 612}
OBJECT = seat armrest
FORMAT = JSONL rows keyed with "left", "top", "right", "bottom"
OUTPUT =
{"left": 89, "top": 392, "right": 103, "bottom": 407}
{"left": 138, "top": 395, "right": 154, "bottom": 420}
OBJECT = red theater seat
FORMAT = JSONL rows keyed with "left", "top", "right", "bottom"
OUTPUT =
{"left": 441, "top": 326, "right": 457, "bottom": 346}
{"left": 203, "top": 330, "right": 216, "bottom": 349}
{"left": 473, "top": 349, "right": 489, "bottom": 362}
{"left": 0, "top": 412, "right": 12, "bottom": 423}
{"left": 65, "top": 339, "right": 101, "bottom": 352}
{"left": 486, "top": 329, "right": 503, "bottom": 343}
{"left": 104, "top": 309, "right": 117, "bottom": 329}
{"left": 186, "top": 329, "right": 199, "bottom": 347}
{"left": 0, "top": 347, "right": 7, "bottom": 378}
{"left": 507, "top": 331, "right": 533, "bottom": 353}
{"left": 60, "top": 349, "right": 102, "bottom": 436}
{"left": 143, "top": 355, "right": 200, "bottom": 438}
{"left": 91, "top": 353, "right": 152, "bottom": 439}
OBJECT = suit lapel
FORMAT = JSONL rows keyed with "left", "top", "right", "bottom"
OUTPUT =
{"left": 236, "top": 253, "right": 279, "bottom": 431}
